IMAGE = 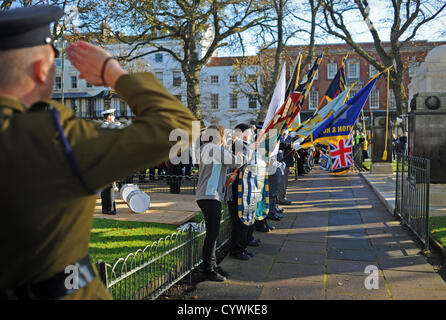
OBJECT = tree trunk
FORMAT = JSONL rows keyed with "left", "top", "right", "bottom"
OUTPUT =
{"left": 256, "top": 0, "right": 285, "bottom": 123}
{"left": 183, "top": 67, "right": 202, "bottom": 120}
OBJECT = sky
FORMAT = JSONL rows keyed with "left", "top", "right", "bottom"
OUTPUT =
{"left": 220, "top": 0, "right": 446, "bottom": 57}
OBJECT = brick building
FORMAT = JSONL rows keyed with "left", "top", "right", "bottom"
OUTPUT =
{"left": 285, "top": 41, "right": 446, "bottom": 126}
{"left": 52, "top": 39, "right": 445, "bottom": 130}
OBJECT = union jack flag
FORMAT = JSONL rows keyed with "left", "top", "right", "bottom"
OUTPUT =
{"left": 329, "top": 135, "right": 353, "bottom": 171}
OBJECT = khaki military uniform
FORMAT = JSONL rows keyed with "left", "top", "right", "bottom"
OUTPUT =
{"left": 0, "top": 73, "right": 196, "bottom": 299}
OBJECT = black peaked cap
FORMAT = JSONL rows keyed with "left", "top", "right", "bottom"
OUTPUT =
{"left": 0, "top": 5, "right": 63, "bottom": 54}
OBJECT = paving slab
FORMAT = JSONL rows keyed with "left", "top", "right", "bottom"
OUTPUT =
{"left": 266, "top": 262, "right": 325, "bottom": 283}
{"left": 327, "top": 247, "right": 376, "bottom": 261}
{"left": 186, "top": 168, "right": 446, "bottom": 301}
{"left": 326, "top": 274, "right": 390, "bottom": 299}
{"left": 382, "top": 270, "right": 446, "bottom": 291}
{"left": 327, "top": 238, "right": 372, "bottom": 250}
{"left": 377, "top": 255, "right": 437, "bottom": 273}
{"left": 326, "top": 259, "right": 378, "bottom": 276}
{"left": 260, "top": 279, "right": 325, "bottom": 300}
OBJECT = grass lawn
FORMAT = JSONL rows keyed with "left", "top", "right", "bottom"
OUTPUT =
{"left": 89, "top": 212, "right": 205, "bottom": 266}
{"left": 90, "top": 219, "right": 178, "bottom": 266}
{"left": 430, "top": 216, "right": 446, "bottom": 248}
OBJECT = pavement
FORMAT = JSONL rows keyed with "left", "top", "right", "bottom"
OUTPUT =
{"left": 361, "top": 171, "right": 446, "bottom": 218}
{"left": 93, "top": 193, "right": 200, "bottom": 225}
{"left": 186, "top": 167, "right": 446, "bottom": 300}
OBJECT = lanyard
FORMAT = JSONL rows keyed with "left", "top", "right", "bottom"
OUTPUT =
{"left": 51, "top": 107, "right": 96, "bottom": 194}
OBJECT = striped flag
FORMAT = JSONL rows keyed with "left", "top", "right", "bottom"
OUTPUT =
{"left": 285, "top": 54, "right": 323, "bottom": 129}
{"left": 325, "top": 63, "right": 347, "bottom": 103}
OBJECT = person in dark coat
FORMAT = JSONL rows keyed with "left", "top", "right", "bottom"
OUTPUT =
{"left": 279, "top": 131, "right": 294, "bottom": 205}
{"left": 167, "top": 159, "right": 183, "bottom": 194}
{"left": 228, "top": 123, "right": 259, "bottom": 261}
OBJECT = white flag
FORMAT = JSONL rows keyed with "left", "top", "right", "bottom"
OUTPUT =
{"left": 262, "top": 63, "right": 286, "bottom": 130}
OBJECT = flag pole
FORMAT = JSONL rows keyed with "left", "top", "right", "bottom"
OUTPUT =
{"left": 382, "top": 67, "right": 391, "bottom": 161}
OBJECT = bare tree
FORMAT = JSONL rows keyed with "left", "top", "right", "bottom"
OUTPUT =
{"left": 320, "top": 0, "right": 446, "bottom": 115}
{"left": 232, "top": 0, "right": 321, "bottom": 122}
{"left": 74, "top": 0, "right": 269, "bottom": 120}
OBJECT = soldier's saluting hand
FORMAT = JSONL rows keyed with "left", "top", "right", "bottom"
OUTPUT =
{"left": 0, "top": 5, "right": 196, "bottom": 300}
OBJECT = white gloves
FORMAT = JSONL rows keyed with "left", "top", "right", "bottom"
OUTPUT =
{"left": 280, "top": 162, "right": 286, "bottom": 175}
{"left": 289, "top": 131, "right": 297, "bottom": 138}
{"left": 292, "top": 137, "right": 305, "bottom": 151}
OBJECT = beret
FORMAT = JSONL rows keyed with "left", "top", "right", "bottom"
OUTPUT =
{"left": 0, "top": 5, "right": 63, "bottom": 55}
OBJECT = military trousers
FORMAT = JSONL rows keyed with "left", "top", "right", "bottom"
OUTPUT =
{"left": 101, "top": 186, "right": 116, "bottom": 214}
{"left": 269, "top": 167, "right": 282, "bottom": 214}
{"left": 227, "top": 200, "right": 249, "bottom": 255}
{"left": 279, "top": 166, "right": 290, "bottom": 202}
{"left": 196, "top": 199, "right": 222, "bottom": 273}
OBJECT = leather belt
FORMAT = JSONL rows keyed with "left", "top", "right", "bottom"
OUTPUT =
{"left": 0, "top": 255, "right": 96, "bottom": 300}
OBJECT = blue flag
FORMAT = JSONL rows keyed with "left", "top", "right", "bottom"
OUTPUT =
{"left": 311, "top": 75, "right": 381, "bottom": 145}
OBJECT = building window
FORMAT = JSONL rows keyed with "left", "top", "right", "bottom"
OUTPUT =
{"left": 173, "top": 71, "right": 181, "bottom": 87}
{"left": 211, "top": 75, "right": 219, "bottom": 83}
{"left": 229, "top": 74, "right": 237, "bottom": 83}
{"left": 211, "top": 94, "right": 219, "bottom": 109}
{"left": 230, "top": 93, "right": 238, "bottom": 109}
{"left": 369, "top": 88, "right": 379, "bottom": 109}
{"left": 156, "top": 72, "right": 163, "bottom": 84}
{"left": 389, "top": 90, "right": 396, "bottom": 109}
{"left": 54, "top": 76, "right": 62, "bottom": 90}
{"left": 327, "top": 63, "right": 337, "bottom": 80}
{"left": 174, "top": 95, "right": 182, "bottom": 102}
{"left": 87, "top": 99, "right": 95, "bottom": 118}
{"left": 347, "top": 59, "right": 360, "bottom": 79}
{"left": 86, "top": 81, "right": 93, "bottom": 88}
{"left": 369, "top": 64, "right": 378, "bottom": 78}
{"left": 309, "top": 90, "right": 318, "bottom": 110}
{"left": 248, "top": 94, "right": 257, "bottom": 109}
{"left": 155, "top": 53, "right": 163, "bottom": 63}
{"left": 71, "top": 76, "right": 77, "bottom": 89}
{"left": 55, "top": 59, "right": 62, "bottom": 67}
{"left": 409, "top": 61, "right": 418, "bottom": 77}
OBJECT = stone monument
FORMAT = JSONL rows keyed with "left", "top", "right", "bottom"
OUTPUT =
{"left": 370, "top": 116, "right": 393, "bottom": 174}
{"left": 408, "top": 45, "right": 446, "bottom": 208}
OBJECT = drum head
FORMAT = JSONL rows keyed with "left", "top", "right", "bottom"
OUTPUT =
{"left": 120, "top": 184, "right": 138, "bottom": 201}
{"left": 127, "top": 190, "right": 150, "bottom": 213}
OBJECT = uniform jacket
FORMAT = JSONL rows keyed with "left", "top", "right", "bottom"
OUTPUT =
{"left": 0, "top": 73, "right": 196, "bottom": 299}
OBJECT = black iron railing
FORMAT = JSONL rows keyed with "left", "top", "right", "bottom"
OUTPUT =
{"left": 395, "top": 153, "right": 430, "bottom": 249}
{"left": 118, "top": 174, "right": 198, "bottom": 195}
{"left": 96, "top": 205, "right": 230, "bottom": 300}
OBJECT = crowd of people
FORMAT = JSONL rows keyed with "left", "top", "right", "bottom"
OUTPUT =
{"left": 194, "top": 123, "right": 313, "bottom": 282}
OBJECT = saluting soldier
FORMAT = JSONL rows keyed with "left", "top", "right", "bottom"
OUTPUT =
{"left": 0, "top": 5, "right": 195, "bottom": 300}
{"left": 100, "top": 108, "right": 120, "bottom": 215}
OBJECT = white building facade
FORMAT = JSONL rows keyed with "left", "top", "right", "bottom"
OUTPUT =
{"left": 52, "top": 39, "right": 261, "bottom": 129}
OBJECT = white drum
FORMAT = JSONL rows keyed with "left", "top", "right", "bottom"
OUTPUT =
{"left": 120, "top": 184, "right": 150, "bottom": 213}
{"left": 120, "top": 184, "right": 138, "bottom": 201}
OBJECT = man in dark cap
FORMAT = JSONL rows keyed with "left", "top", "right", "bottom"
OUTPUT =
{"left": 0, "top": 5, "right": 196, "bottom": 300}
{"left": 227, "top": 123, "right": 256, "bottom": 260}
{"left": 99, "top": 109, "right": 121, "bottom": 215}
